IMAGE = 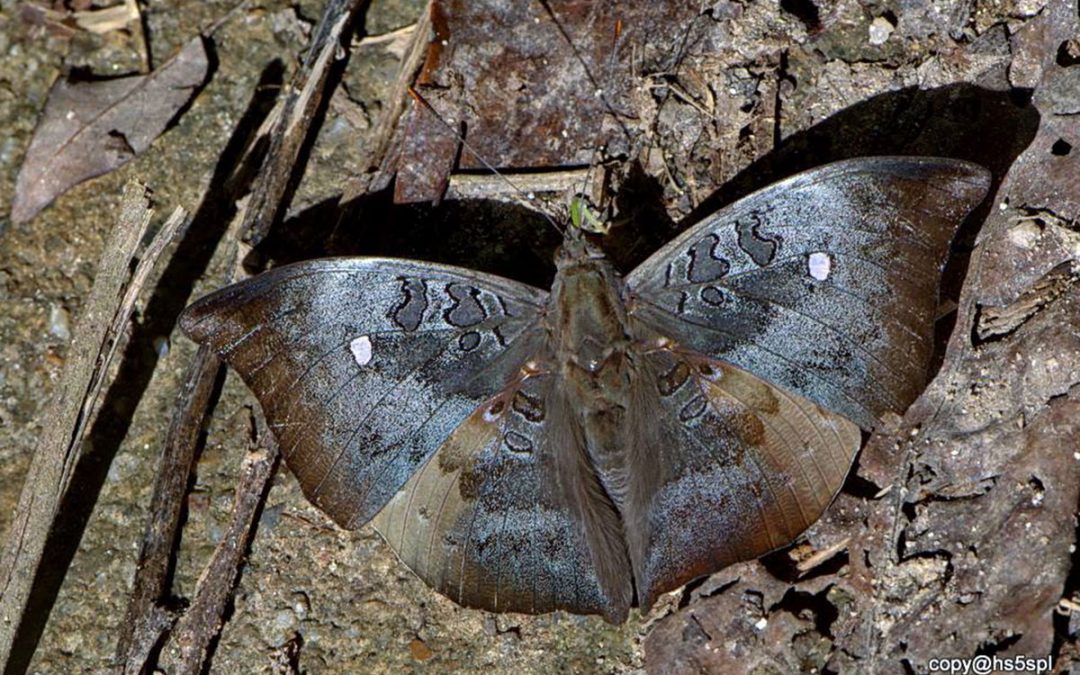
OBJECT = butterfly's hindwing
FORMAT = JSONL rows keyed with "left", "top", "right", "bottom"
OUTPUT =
{"left": 625, "top": 340, "right": 861, "bottom": 610}
{"left": 627, "top": 157, "right": 991, "bottom": 428}
{"left": 373, "top": 370, "right": 629, "bottom": 621}
{"left": 179, "top": 258, "right": 548, "bottom": 529}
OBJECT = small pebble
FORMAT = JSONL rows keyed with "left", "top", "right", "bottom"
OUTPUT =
{"left": 48, "top": 304, "right": 71, "bottom": 341}
{"left": 409, "top": 637, "right": 434, "bottom": 661}
{"left": 868, "top": 16, "right": 895, "bottom": 45}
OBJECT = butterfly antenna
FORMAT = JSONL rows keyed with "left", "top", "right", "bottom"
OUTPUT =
{"left": 407, "top": 87, "right": 565, "bottom": 235}
{"left": 536, "top": 0, "right": 633, "bottom": 144}
{"left": 580, "top": 147, "right": 604, "bottom": 211}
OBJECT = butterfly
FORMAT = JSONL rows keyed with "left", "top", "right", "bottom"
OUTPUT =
{"left": 179, "top": 156, "right": 990, "bottom": 623}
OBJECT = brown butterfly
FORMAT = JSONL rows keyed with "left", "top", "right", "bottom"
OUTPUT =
{"left": 179, "top": 157, "right": 990, "bottom": 623}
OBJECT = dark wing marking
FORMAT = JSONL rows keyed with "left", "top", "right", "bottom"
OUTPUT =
{"left": 373, "top": 371, "right": 632, "bottom": 622}
{"left": 622, "top": 341, "right": 861, "bottom": 610}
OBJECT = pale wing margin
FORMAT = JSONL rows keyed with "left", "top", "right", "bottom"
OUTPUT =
{"left": 373, "top": 372, "right": 626, "bottom": 621}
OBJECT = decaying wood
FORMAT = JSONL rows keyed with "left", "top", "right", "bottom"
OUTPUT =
{"left": 353, "top": 1, "right": 431, "bottom": 196}
{"left": 0, "top": 184, "right": 186, "bottom": 670}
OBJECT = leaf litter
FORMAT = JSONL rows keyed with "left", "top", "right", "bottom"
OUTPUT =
{"left": 10, "top": 35, "right": 208, "bottom": 224}
{"left": 3, "top": 0, "right": 1079, "bottom": 671}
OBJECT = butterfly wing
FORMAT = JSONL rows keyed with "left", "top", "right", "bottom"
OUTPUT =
{"left": 373, "top": 369, "right": 633, "bottom": 622}
{"left": 626, "top": 156, "right": 992, "bottom": 429}
{"left": 184, "top": 258, "right": 635, "bottom": 620}
{"left": 622, "top": 342, "right": 861, "bottom": 609}
{"left": 621, "top": 157, "right": 990, "bottom": 607}
{"left": 179, "top": 258, "right": 548, "bottom": 529}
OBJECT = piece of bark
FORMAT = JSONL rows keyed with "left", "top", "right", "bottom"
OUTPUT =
{"left": 0, "top": 183, "right": 186, "bottom": 670}
{"left": 10, "top": 36, "right": 207, "bottom": 224}
{"left": 392, "top": 0, "right": 701, "bottom": 203}
{"left": 361, "top": 12, "right": 429, "bottom": 181}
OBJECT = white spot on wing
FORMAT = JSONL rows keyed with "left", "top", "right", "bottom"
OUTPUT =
{"left": 808, "top": 252, "right": 832, "bottom": 281}
{"left": 349, "top": 335, "right": 373, "bottom": 367}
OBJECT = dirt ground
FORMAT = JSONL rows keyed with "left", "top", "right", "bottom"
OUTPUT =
{"left": 0, "top": 0, "right": 1077, "bottom": 673}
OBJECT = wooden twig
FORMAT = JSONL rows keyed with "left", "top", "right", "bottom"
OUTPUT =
{"left": 114, "top": 39, "right": 280, "bottom": 672}
{"left": 242, "top": 0, "right": 370, "bottom": 246}
{"left": 444, "top": 168, "right": 593, "bottom": 201}
{"left": 0, "top": 184, "right": 186, "bottom": 670}
{"left": 113, "top": 344, "right": 225, "bottom": 671}
{"left": 156, "top": 443, "right": 281, "bottom": 675}
{"left": 367, "top": 2, "right": 431, "bottom": 168}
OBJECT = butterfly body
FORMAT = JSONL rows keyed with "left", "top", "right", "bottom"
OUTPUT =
{"left": 180, "top": 157, "right": 991, "bottom": 623}
{"left": 546, "top": 233, "right": 656, "bottom": 619}
{"left": 550, "top": 235, "right": 638, "bottom": 497}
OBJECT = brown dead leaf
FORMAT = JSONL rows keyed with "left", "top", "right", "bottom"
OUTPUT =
{"left": 392, "top": 0, "right": 701, "bottom": 203}
{"left": 10, "top": 35, "right": 208, "bottom": 224}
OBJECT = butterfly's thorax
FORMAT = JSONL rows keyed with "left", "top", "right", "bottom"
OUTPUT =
{"left": 549, "top": 238, "right": 636, "bottom": 506}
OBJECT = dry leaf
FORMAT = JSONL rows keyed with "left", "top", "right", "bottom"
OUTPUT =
{"left": 393, "top": 0, "right": 699, "bottom": 203}
{"left": 10, "top": 35, "right": 208, "bottom": 224}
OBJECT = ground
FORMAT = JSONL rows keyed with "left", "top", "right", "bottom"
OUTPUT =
{"left": 0, "top": 0, "right": 1077, "bottom": 673}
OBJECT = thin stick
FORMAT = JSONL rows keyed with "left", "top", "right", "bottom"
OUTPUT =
{"left": 113, "top": 344, "right": 226, "bottom": 671}
{"left": 444, "top": 168, "right": 592, "bottom": 201}
{"left": 242, "top": 0, "right": 369, "bottom": 246}
{"left": 156, "top": 443, "right": 281, "bottom": 675}
{"left": 0, "top": 185, "right": 186, "bottom": 670}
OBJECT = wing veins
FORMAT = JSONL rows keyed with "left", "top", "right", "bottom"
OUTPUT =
{"left": 307, "top": 337, "right": 456, "bottom": 501}
{"left": 653, "top": 380, "right": 781, "bottom": 552}
{"left": 711, "top": 375, "right": 827, "bottom": 516}
{"left": 767, "top": 381, "right": 852, "bottom": 480}
{"left": 673, "top": 281, "right": 910, "bottom": 404}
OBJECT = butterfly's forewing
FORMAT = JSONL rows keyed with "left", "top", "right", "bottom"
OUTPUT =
{"left": 626, "top": 157, "right": 992, "bottom": 429}
{"left": 622, "top": 156, "right": 990, "bottom": 608}
{"left": 179, "top": 258, "right": 548, "bottom": 529}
